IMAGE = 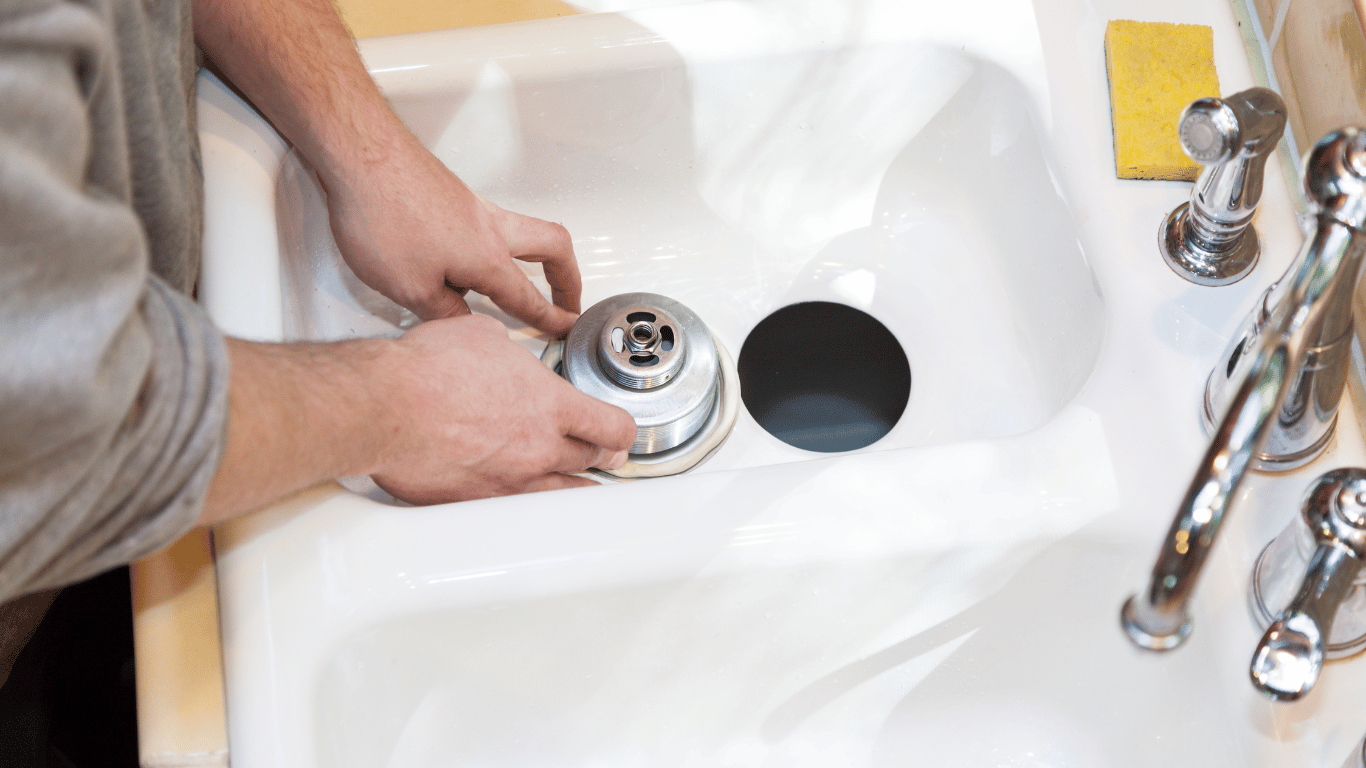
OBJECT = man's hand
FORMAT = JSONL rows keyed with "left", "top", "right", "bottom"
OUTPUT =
{"left": 370, "top": 315, "right": 632, "bottom": 503}
{"left": 190, "top": 0, "right": 639, "bottom": 525}
{"left": 324, "top": 138, "right": 581, "bottom": 336}
{"left": 194, "top": 0, "right": 581, "bottom": 334}
{"left": 201, "top": 320, "right": 638, "bottom": 523}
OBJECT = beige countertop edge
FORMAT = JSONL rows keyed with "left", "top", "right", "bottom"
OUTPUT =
{"left": 130, "top": 530, "right": 230, "bottom": 768}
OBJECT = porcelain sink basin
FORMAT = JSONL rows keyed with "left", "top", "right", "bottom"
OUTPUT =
{"left": 247, "top": 13, "right": 1104, "bottom": 468}
{"left": 198, "top": 0, "right": 1366, "bottom": 766}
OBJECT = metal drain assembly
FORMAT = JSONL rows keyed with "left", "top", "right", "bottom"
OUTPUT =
{"left": 594, "top": 302, "right": 690, "bottom": 395}
{"left": 544, "top": 292, "right": 737, "bottom": 478}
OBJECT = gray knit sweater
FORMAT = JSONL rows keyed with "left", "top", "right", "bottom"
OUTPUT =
{"left": 0, "top": 0, "right": 229, "bottom": 602}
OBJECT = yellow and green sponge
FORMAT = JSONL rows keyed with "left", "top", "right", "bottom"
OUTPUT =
{"left": 1105, "top": 20, "right": 1221, "bottom": 181}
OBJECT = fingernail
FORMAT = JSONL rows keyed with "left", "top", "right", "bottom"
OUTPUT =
{"left": 604, "top": 450, "right": 629, "bottom": 469}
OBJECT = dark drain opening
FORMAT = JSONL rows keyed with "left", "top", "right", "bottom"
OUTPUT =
{"left": 738, "top": 301, "right": 910, "bottom": 453}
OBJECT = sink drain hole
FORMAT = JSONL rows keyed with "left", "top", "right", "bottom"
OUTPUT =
{"left": 738, "top": 302, "right": 910, "bottom": 452}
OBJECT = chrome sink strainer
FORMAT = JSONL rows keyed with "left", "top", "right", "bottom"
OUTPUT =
{"left": 543, "top": 292, "right": 738, "bottom": 478}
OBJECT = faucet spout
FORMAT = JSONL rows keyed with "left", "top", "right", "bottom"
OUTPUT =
{"left": 1123, "top": 128, "right": 1366, "bottom": 652}
{"left": 1122, "top": 321, "right": 1296, "bottom": 649}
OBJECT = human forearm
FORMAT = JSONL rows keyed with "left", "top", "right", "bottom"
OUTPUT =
{"left": 191, "top": 0, "right": 406, "bottom": 192}
{"left": 200, "top": 318, "right": 637, "bottom": 525}
{"left": 192, "top": 0, "right": 587, "bottom": 332}
{"left": 199, "top": 337, "right": 390, "bottom": 525}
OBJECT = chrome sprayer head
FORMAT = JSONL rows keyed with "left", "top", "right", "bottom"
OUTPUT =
{"left": 1160, "top": 87, "right": 1287, "bottom": 286}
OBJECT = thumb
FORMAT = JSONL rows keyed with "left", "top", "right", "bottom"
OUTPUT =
{"left": 419, "top": 282, "right": 473, "bottom": 321}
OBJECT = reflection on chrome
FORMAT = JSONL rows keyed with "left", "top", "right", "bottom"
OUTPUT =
{"left": 1249, "top": 468, "right": 1366, "bottom": 700}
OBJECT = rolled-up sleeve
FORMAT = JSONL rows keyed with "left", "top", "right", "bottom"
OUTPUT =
{"left": 0, "top": 0, "right": 229, "bottom": 602}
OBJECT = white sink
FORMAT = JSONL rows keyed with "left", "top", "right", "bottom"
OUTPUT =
{"left": 249, "top": 13, "right": 1103, "bottom": 470}
{"left": 198, "top": 0, "right": 1366, "bottom": 766}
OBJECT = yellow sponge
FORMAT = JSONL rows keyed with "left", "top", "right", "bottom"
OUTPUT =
{"left": 1104, "top": 20, "right": 1221, "bottom": 181}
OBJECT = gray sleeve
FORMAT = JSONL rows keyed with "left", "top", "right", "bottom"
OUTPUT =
{"left": 0, "top": 0, "right": 230, "bottom": 602}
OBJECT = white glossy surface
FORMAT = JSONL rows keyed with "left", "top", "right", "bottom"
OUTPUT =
{"left": 273, "top": 15, "right": 1102, "bottom": 470}
{"left": 201, "top": 0, "right": 1366, "bottom": 766}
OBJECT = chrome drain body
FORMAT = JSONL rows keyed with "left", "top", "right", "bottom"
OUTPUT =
{"left": 563, "top": 293, "right": 720, "bottom": 455}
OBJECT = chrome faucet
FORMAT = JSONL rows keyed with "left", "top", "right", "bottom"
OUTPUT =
{"left": 1159, "top": 88, "right": 1287, "bottom": 286}
{"left": 1122, "top": 128, "right": 1366, "bottom": 652}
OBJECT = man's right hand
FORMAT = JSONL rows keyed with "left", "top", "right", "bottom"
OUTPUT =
{"left": 200, "top": 316, "right": 637, "bottom": 524}
{"left": 370, "top": 315, "right": 636, "bottom": 504}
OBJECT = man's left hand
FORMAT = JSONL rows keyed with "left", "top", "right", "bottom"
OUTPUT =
{"left": 324, "top": 135, "right": 581, "bottom": 337}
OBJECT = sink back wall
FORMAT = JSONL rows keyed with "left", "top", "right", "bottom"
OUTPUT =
{"left": 274, "top": 16, "right": 1106, "bottom": 473}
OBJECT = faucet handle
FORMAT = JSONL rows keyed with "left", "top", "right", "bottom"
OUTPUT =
{"left": 1159, "top": 87, "right": 1287, "bottom": 286}
{"left": 1250, "top": 468, "right": 1366, "bottom": 701}
{"left": 1304, "top": 127, "right": 1366, "bottom": 230}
